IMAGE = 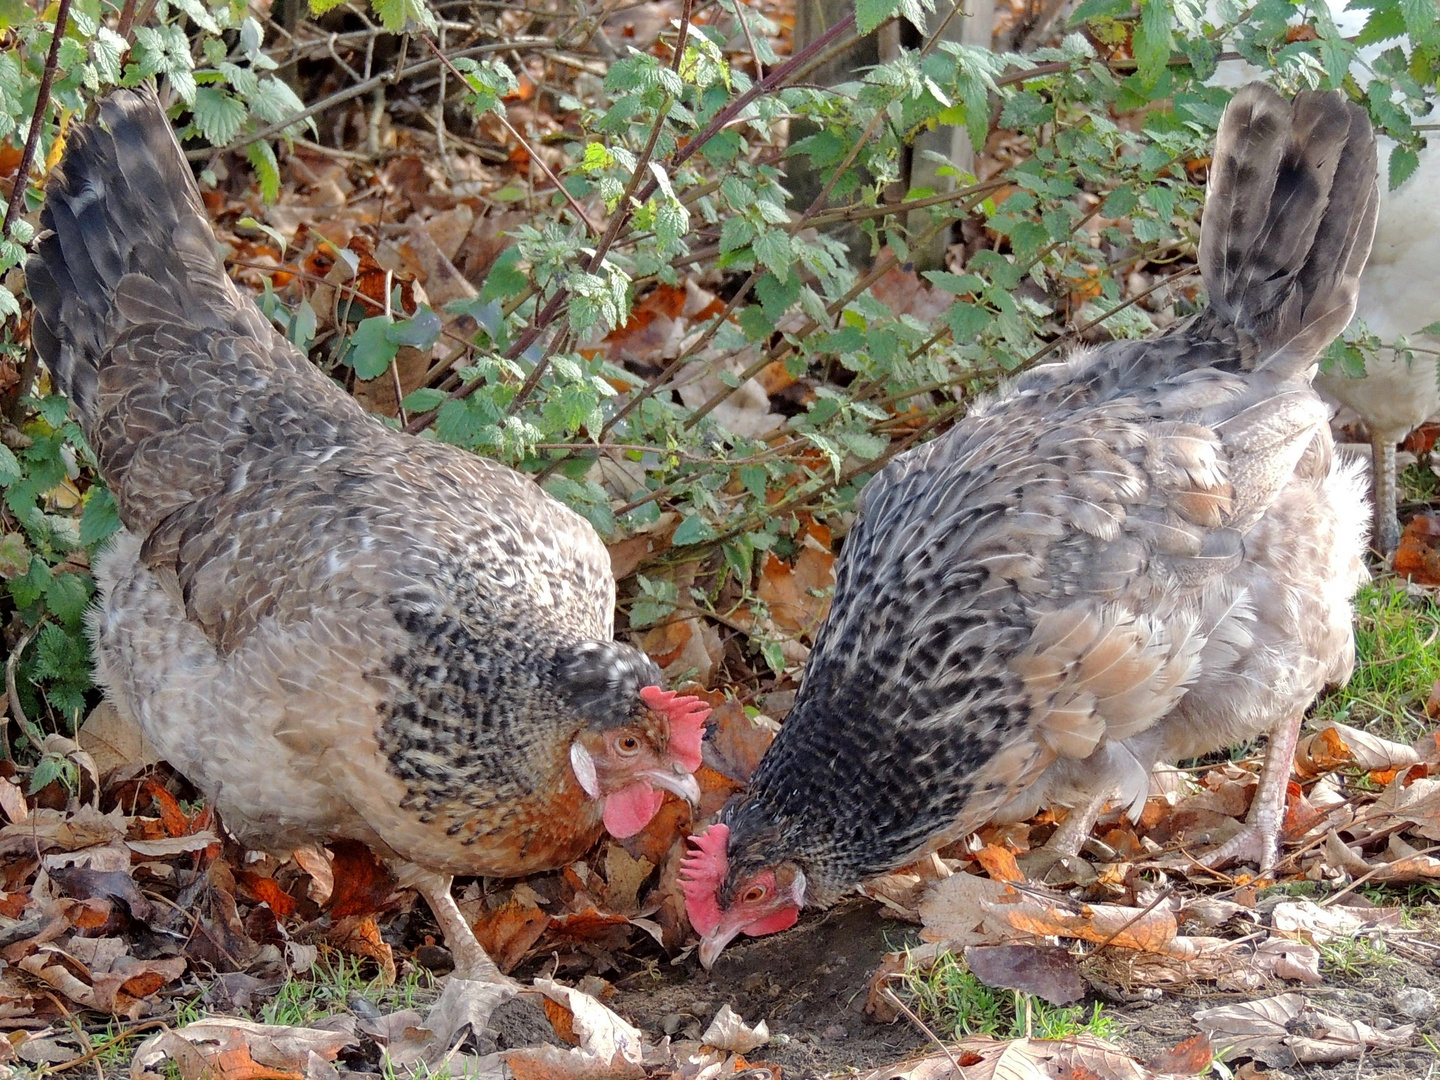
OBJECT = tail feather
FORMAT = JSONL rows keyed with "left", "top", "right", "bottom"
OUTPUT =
{"left": 1199, "top": 82, "right": 1378, "bottom": 377}
{"left": 26, "top": 85, "right": 237, "bottom": 425}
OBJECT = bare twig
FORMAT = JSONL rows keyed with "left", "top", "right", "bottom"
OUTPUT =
{"left": 4, "top": 624, "right": 41, "bottom": 761}
{"left": 3, "top": 0, "right": 73, "bottom": 423}
{"left": 881, "top": 985, "right": 969, "bottom": 1079}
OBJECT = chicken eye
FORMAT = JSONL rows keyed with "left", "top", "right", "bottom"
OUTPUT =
{"left": 742, "top": 885, "right": 767, "bottom": 904}
{"left": 614, "top": 734, "right": 642, "bottom": 756}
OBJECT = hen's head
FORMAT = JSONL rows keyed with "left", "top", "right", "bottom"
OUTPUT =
{"left": 679, "top": 819, "right": 807, "bottom": 968}
{"left": 556, "top": 641, "right": 709, "bottom": 839}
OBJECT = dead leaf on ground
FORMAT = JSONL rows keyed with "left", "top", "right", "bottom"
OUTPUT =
{"left": 21, "top": 940, "right": 184, "bottom": 1019}
{"left": 703, "top": 701, "right": 780, "bottom": 784}
{"left": 918, "top": 870, "right": 1019, "bottom": 950}
{"left": 324, "top": 840, "right": 397, "bottom": 918}
{"left": 855, "top": 1033, "right": 1153, "bottom": 1080}
{"left": 78, "top": 701, "right": 159, "bottom": 780}
{"left": 1393, "top": 512, "right": 1440, "bottom": 584}
{"left": 1145, "top": 1033, "right": 1213, "bottom": 1076}
{"left": 1294, "top": 722, "right": 1420, "bottom": 776}
{"left": 601, "top": 845, "right": 654, "bottom": 917}
{"left": 473, "top": 898, "right": 550, "bottom": 974}
{"left": 1193, "top": 992, "right": 1415, "bottom": 1066}
{"left": 131, "top": 1017, "right": 356, "bottom": 1080}
{"left": 505, "top": 979, "right": 648, "bottom": 1080}
{"left": 963, "top": 944, "right": 1084, "bottom": 1005}
{"left": 1003, "top": 896, "right": 1200, "bottom": 960}
{"left": 701, "top": 1004, "right": 769, "bottom": 1054}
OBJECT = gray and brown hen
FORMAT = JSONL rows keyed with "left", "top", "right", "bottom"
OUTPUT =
{"left": 681, "top": 83, "right": 1376, "bottom": 966}
{"left": 25, "top": 86, "right": 708, "bottom": 998}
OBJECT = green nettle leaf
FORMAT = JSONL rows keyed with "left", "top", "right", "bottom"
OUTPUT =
{"left": 246, "top": 139, "right": 281, "bottom": 203}
{"left": 348, "top": 317, "right": 401, "bottom": 379}
{"left": 752, "top": 230, "right": 793, "bottom": 281}
{"left": 1389, "top": 145, "right": 1420, "bottom": 190}
{"left": 673, "top": 513, "right": 717, "bottom": 545}
{"left": 371, "top": 0, "right": 437, "bottom": 32}
{"left": 479, "top": 247, "right": 528, "bottom": 303}
{"left": 79, "top": 486, "right": 120, "bottom": 548}
{"left": 1401, "top": 0, "right": 1438, "bottom": 39}
{"left": 191, "top": 86, "right": 247, "bottom": 146}
{"left": 1134, "top": 0, "right": 1174, "bottom": 87}
{"left": 856, "top": 0, "right": 903, "bottom": 35}
{"left": 0, "top": 443, "right": 19, "bottom": 486}
{"left": 44, "top": 571, "right": 92, "bottom": 627}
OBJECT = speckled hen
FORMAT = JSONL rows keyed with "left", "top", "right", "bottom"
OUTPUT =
{"left": 25, "top": 86, "right": 708, "bottom": 993}
{"left": 682, "top": 84, "right": 1376, "bottom": 966}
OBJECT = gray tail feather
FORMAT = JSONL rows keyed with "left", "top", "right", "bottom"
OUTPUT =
{"left": 1199, "top": 82, "right": 1379, "bottom": 377}
{"left": 26, "top": 84, "right": 233, "bottom": 424}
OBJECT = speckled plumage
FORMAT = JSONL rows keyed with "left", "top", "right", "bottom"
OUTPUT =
{"left": 25, "top": 87, "right": 686, "bottom": 906}
{"left": 716, "top": 84, "right": 1377, "bottom": 906}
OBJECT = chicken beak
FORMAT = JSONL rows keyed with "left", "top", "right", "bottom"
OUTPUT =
{"left": 698, "top": 924, "right": 743, "bottom": 969}
{"left": 642, "top": 767, "right": 702, "bottom": 809}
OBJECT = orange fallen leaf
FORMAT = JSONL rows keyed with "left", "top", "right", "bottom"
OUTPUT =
{"left": 1147, "top": 1033, "right": 1213, "bottom": 1076}
{"left": 234, "top": 871, "right": 298, "bottom": 920}
{"left": 1005, "top": 897, "right": 1197, "bottom": 959}
{"left": 1393, "top": 513, "right": 1440, "bottom": 585}
{"left": 472, "top": 898, "right": 550, "bottom": 974}
{"left": 973, "top": 844, "right": 1023, "bottom": 884}
{"left": 325, "top": 840, "right": 396, "bottom": 919}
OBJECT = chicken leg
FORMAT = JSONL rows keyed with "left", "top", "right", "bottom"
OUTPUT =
{"left": 393, "top": 864, "right": 510, "bottom": 982}
{"left": 1371, "top": 433, "right": 1402, "bottom": 555}
{"left": 1197, "top": 710, "right": 1305, "bottom": 873}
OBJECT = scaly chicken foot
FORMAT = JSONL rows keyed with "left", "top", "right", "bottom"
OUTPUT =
{"left": 393, "top": 864, "right": 510, "bottom": 983}
{"left": 1199, "top": 710, "right": 1305, "bottom": 873}
{"left": 1372, "top": 434, "right": 1401, "bottom": 556}
{"left": 1016, "top": 789, "right": 1112, "bottom": 880}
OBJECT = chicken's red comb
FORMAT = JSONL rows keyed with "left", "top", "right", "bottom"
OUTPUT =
{"left": 640, "top": 686, "right": 709, "bottom": 773}
{"left": 678, "top": 822, "right": 729, "bottom": 936}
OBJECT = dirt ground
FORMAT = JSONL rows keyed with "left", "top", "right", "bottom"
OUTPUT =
{"left": 592, "top": 899, "right": 1440, "bottom": 1080}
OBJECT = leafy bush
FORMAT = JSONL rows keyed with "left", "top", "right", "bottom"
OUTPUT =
{"left": 3, "top": 0, "right": 1439, "bottom": 770}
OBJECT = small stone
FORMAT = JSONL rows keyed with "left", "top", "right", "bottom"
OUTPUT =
{"left": 822, "top": 1024, "right": 849, "bottom": 1041}
{"left": 1396, "top": 987, "right": 1436, "bottom": 1021}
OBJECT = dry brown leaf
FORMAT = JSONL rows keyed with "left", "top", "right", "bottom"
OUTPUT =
{"left": 855, "top": 1034, "right": 1151, "bottom": 1080}
{"left": 473, "top": 898, "right": 551, "bottom": 973}
{"left": 1144, "top": 1034, "right": 1212, "bottom": 1076}
{"left": 1295, "top": 722, "right": 1420, "bottom": 775}
{"left": 78, "top": 701, "right": 159, "bottom": 780}
{"left": 325, "top": 915, "right": 395, "bottom": 981}
{"left": 963, "top": 944, "right": 1084, "bottom": 1005}
{"left": 1370, "top": 774, "right": 1440, "bottom": 840}
{"left": 601, "top": 845, "right": 654, "bottom": 917}
{"left": 125, "top": 832, "right": 219, "bottom": 857}
{"left": 1268, "top": 900, "right": 1369, "bottom": 944}
{"left": 701, "top": 1004, "right": 770, "bottom": 1054}
{"left": 756, "top": 519, "right": 835, "bottom": 636}
{"left": 973, "top": 844, "right": 1024, "bottom": 883}
{"left": 704, "top": 702, "right": 780, "bottom": 785}
{"left": 21, "top": 943, "right": 184, "bottom": 1019}
{"left": 0, "top": 778, "right": 27, "bottom": 825}
{"left": 1004, "top": 897, "right": 1198, "bottom": 959}
{"left": 131, "top": 1018, "right": 355, "bottom": 1080}
{"left": 918, "top": 871, "right": 1018, "bottom": 949}
{"left": 290, "top": 845, "right": 334, "bottom": 906}
{"left": 1393, "top": 512, "right": 1440, "bottom": 585}
{"left": 1193, "top": 993, "right": 1415, "bottom": 1066}
{"left": 506, "top": 979, "right": 647, "bottom": 1080}
{"left": 325, "top": 840, "right": 397, "bottom": 918}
